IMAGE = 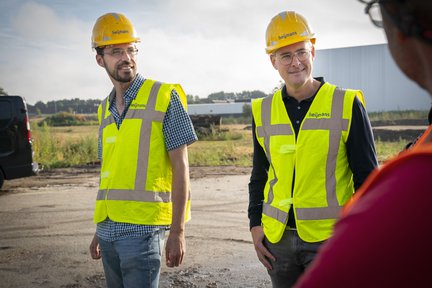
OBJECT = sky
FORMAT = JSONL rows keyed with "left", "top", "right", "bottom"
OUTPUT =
{"left": 0, "top": 0, "right": 387, "bottom": 105}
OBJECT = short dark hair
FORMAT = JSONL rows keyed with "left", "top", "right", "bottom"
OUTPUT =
{"left": 95, "top": 47, "right": 104, "bottom": 55}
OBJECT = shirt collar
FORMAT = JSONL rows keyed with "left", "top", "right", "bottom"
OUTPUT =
{"left": 108, "top": 73, "right": 146, "bottom": 106}
{"left": 125, "top": 73, "right": 145, "bottom": 101}
{"left": 282, "top": 77, "right": 325, "bottom": 103}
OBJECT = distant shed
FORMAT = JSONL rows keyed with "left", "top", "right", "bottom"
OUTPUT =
{"left": 188, "top": 102, "right": 249, "bottom": 117}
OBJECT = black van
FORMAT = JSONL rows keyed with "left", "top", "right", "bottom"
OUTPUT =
{"left": 0, "top": 96, "right": 38, "bottom": 189}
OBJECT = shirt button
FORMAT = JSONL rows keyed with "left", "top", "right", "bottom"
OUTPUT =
{"left": 297, "top": 106, "right": 301, "bottom": 110}
{"left": 296, "top": 120, "right": 300, "bottom": 124}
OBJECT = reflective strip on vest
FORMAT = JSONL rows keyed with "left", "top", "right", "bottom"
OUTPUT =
{"left": 98, "top": 81, "right": 170, "bottom": 203}
{"left": 260, "top": 88, "right": 348, "bottom": 223}
{"left": 423, "top": 128, "right": 432, "bottom": 144}
{"left": 259, "top": 96, "right": 294, "bottom": 224}
{"left": 297, "top": 88, "right": 348, "bottom": 220}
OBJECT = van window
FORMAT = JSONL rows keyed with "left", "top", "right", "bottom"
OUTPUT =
{"left": 0, "top": 101, "right": 13, "bottom": 153}
{"left": 0, "top": 101, "right": 12, "bottom": 129}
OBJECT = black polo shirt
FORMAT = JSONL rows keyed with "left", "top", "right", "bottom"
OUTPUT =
{"left": 248, "top": 78, "right": 378, "bottom": 229}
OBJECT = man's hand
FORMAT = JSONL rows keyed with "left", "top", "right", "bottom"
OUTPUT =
{"left": 166, "top": 144, "right": 189, "bottom": 268}
{"left": 251, "top": 226, "right": 275, "bottom": 270}
{"left": 165, "top": 230, "right": 185, "bottom": 267}
{"left": 89, "top": 233, "right": 101, "bottom": 260}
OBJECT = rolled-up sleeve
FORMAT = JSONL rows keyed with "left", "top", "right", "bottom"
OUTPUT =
{"left": 163, "top": 89, "right": 198, "bottom": 151}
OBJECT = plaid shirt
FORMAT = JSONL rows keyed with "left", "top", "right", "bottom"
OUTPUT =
{"left": 96, "top": 73, "right": 197, "bottom": 242}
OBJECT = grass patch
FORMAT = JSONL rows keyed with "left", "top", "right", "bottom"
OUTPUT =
{"left": 374, "top": 140, "right": 406, "bottom": 164}
{"left": 28, "top": 119, "right": 417, "bottom": 168}
{"left": 31, "top": 123, "right": 98, "bottom": 169}
{"left": 37, "top": 112, "right": 98, "bottom": 127}
{"left": 195, "top": 125, "right": 244, "bottom": 141}
{"left": 368, "top": 110, "right": 428, "bottom": 122}
{"left": 189, "top": 125, "right": 252, "bottom": 166}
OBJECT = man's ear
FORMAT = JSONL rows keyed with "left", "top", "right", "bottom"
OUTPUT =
{"left": 311, "top": 44, "right": 316, "bottom": 61}
{"left": 96, "top": 54, "right": 105, "bottom": 68}
{"left": 270, "top": 54, "right": 277, "bottom": 69}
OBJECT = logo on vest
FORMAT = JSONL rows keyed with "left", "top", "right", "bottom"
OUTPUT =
{"left": 130, "top": 103, "right": 147, "bottom": 109}
{"left": 308, "top": 112, "right": 330, "bottom": 118}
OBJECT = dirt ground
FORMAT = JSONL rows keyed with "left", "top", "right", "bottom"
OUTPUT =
{"left": 0, "top": 166, "right": 271, "bottom": 288}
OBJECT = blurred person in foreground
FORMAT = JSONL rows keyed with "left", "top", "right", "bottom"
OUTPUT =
{"left": 295, "top": 1, "right": 432, "bottom": 287}
{"left": 88, "top": 12, "right": 197, "bottom": 288}
{"left": 248, "top": 11, "right": 378, "bottom": 287}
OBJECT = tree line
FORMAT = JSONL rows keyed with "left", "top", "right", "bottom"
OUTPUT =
{"left": 0, "top": 86, "right": 271, "bottom": 115}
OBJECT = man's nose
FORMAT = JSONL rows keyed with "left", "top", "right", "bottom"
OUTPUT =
{"left": 120, "top": 50, "right": 132, "bottom": 60}
{"left": 291, "top": 54, "right": 302, "bottom": 66}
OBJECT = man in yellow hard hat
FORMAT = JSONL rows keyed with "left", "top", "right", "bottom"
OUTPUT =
{"left": 88, "top": 12, "right": 197, "bottom": 288}
{"left": 248, "top": 11, "right": 378, "bottom": 287}
{"left": 295, "top": 1, "right": 432, "bottom": 287}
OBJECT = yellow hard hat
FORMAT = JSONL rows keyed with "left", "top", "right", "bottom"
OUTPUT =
{"left": 265, "top": 11, "right": 315, "bottom": 54}
{"left": 91, "top": 12, "right": 140, "bottom": 49}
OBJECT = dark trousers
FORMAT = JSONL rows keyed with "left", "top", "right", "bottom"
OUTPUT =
{"left": 264, "top": 229, "right": 324, "bottom": 288}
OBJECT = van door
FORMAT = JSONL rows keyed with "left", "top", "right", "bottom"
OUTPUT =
{"left": 0, "top": 96, "right": 38, "bottom": 189}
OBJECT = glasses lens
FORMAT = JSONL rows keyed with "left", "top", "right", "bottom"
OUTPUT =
{"left": 281, "top": 55, "right": 293, "bottom": 65}
{"left": 297, "top": 50, "right": 310, "bottom": 61}
{"left": 104, "top": 47, "right": 138, "bottom": 58}
{"left": 369, "top": 3, "right": 383, "bottom": 27}
{"left": 127, "top": 48, "right": 138, "bottom": 56}
{"left": 277, "top": 50, "right": 310, "bottom": 65}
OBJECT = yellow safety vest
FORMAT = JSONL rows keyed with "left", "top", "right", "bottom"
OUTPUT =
{"left": 252, "top": 82, "right": 365, "bottom": 243}
{"left": 94, "top": 79, "right": 191, "bottom": 225}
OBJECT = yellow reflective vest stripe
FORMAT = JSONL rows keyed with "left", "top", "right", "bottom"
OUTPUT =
{"left": 94, "top": 79, "right": 191, "bottom": 225}
{"left": 252, "top": 82, "right": 365, "bottom": 243}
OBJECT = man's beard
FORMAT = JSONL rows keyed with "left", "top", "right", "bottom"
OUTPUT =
{"left": 107, "top": 61, "right": 136, "bottom": 83}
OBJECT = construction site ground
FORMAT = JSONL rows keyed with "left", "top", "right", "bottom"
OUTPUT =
{"left": 1, "top": 122, "right": 428, "bottom": 287}
{"left": 0, "top": 165, "right": 272, "bottom": 288}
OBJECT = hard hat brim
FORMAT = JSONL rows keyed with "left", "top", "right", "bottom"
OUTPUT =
{"left": 92, "top": 37, "right": 141, "bottom": 49}
{"left": 266, "top": 37, "right": 315, "bottom": 54}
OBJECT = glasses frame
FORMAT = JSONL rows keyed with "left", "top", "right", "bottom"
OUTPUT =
{"left": 102, "top": 47, "right": 139, "bottom": 59}
{"left": 275, "top": 49, "right": 312, "bottom": 66}
{"left": 359, "top": 0, "right": 385, "bottom": 28}
{"left": 359, "top": 0, "right": 432, "bottom": 44}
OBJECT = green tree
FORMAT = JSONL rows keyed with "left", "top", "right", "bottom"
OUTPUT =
{"left": 0, "top": 86, "right": 8, "bottom": 96}
{"left": 272, "top": 80, "right": 284, "bottom": 93}
{"left": 242, "top": 103, "right": 252, "bottom": 118}
{"left": 187, "top": 94, "right": 196, "bottom": 104}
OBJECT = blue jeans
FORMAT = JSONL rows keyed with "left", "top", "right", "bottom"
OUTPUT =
{"left": 264, "top": 229, "right": 324, "bottom": 288}
{"left": 98, "top": 229, "right": 165, "bottom": 288}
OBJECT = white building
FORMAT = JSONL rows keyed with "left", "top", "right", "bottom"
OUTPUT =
{"left": 314, "top": 43, "right": 430, "bottom": 112}
{"left": 188, "top": 44, "right": 431, "bottom": 116}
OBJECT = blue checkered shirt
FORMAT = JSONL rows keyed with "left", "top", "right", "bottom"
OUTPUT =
{"left": 96, "top": 73, "right": 197, "bottom": 242}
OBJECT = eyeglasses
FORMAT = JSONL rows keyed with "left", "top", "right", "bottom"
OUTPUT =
{"left": 102, "top": 47, "right": 139, "bottom": 58}
{"left": 275, "top": 49, "right": 311, "bottom": 65}
{"left": 358, "top": 0, "right": 384, "bottom": 28}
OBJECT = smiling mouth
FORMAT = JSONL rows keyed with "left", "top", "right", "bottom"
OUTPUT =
{"left": 118, "top": 65, "right": 133, "bottom": 72}
{"left": 289, "top": 69, "right": 304, "bottom": 75}
{"left": 117, "top": 61, "right": 134, "bottom": 71}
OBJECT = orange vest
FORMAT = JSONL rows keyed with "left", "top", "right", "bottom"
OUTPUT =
{"left": 343, "top": 125, "right": 432, "bottom": 215}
